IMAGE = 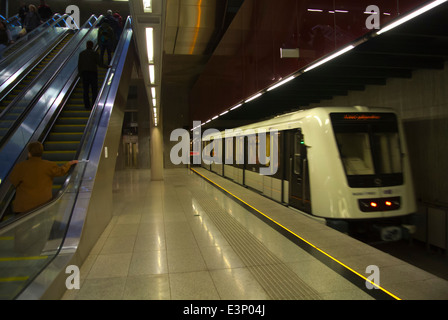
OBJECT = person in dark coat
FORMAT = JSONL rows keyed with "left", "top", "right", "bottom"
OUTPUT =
{"left": 23, "top": 4, "right": 42, "bottom": 33}
{"left": 38, "top": 0, "right": 53, "bottom": 21}
{"left": 78, "top": 40, "right": 108, "bottom": 109}
{"left": 18, "top": 1, "right": 29, "bottom": 25}
{"left": 9, "top": 141, "right": 78, "bottom": 214}
{"left": 97, "top": 20, "right": 115, "bottom": 65}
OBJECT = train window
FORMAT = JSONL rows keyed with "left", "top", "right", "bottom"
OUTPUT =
{"left": 373, "top": 132, "right": 402, "bottom": 174}
{"left": 235, "top": 136, "right": 244, "bottom": 164}
{"left": 225, "top": 137, "right": 234, "bottom": 164}
{"left": 331, "top": 112, "right": 403, "bottom": 187}
{"left": 336, "top": 133, "right": 375, "bottom": 175}
{"left": 247, "top": 134, "right": 257, "bottom": 165}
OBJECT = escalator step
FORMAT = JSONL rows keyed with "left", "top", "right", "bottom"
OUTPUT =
{"left": 0, "top": 33, "right": 74, "bottom": 111}
{"left": 52, "top": 125, "right": 86, "bottom": 133}
{"left": 57, "top": 117, "right": 89, "bottom": 125}
{"left": 47, "top": 132, "right": 83, "bottom": 142}
{"left": 44, "top": 141, "right": 80, "bottom": 151}
{"left": 43, "top": 151, "right": 77, "bottom": 161}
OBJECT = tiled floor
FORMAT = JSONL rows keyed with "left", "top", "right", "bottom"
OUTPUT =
{"left": 61, "top": 168, "right": 375, "bottom": 300}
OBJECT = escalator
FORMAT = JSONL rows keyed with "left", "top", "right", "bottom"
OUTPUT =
{"left": 0, "top": 60, "right": 109, "bottom": 300}
{"left": 0, "top": 17, "right": 134, "bottom": 300}
{"left": 0, "top": 14, "right": 66, "bottom": 62}
{"left": 0, "top": 15, "right": 100, "bottom": 190}
{"left": 0, "top": 31, "right": 74, "bottom": 118}
{"left": 43, "top": 64, "right": 108, "bottom": 193}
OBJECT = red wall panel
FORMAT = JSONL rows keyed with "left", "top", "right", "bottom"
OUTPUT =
{"left": 189, "top": 0, "right": 428, "bottom": 123}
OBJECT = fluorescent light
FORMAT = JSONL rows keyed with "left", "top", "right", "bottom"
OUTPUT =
{"left": 307, "top": 9, "right": 323, "bottom": 12}
{"left": 149, "top": 65, "right": 155, "bottom": 84}
{"left": 304, "top": 45, "right": 355, "bottom": 72}
{"left": 151, "top": 87, "right": 156, "bottom": 98}
{"left": 231, "top": 103, "right": 242, "bottom": 110}
{"left": 152, "top": 98, "right": 157, "bottom": 106}
{"left": 267, "top": 76, "right": 295, "bottom": 92}
{"left": 335, "top": 10, "right": 349, "bottom": 13}
{"left": 220, "top": 110, "right": 229, "bottom": 116}
{"left": 143, "top": 0, "right": 152, "bottom": 12}
{"left": 146, "top": 27, "right": 154, "bottom": 63}
{"left": 212, "top": 115, "right": 219, "bottom": 120}
{"left": 245, "top": 92, "right": 263, "bottom": 103}
{"left": 377, "top": 0, "right": 447, "bottom": 35}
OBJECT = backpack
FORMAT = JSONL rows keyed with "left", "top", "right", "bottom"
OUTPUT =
{"left": 99, "top": 23, "right": 113, "bottom": 44}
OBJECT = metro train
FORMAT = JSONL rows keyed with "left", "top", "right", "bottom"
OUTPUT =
{"left": 199, "top": 106, "right": 416, "bottom": 241}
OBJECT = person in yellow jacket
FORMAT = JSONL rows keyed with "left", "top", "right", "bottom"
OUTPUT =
{"left": 9, "top": 141, "right": 78, "bottom": 214}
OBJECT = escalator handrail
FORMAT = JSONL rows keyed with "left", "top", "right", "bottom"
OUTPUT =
{"left": 3, "top": 17, "right": 133, "bottom": 300}
{"left": 0, "top": 15, "right": 100, "bottom": 150}
{"left": 57, "top": 18, "right": 134, "bottom": 194}
{"left": 0, "top": 29, "right": 73, "bottom": 118}
{"left": 0, "top": 15, "right": 101, "bottom": 221}
{"left": 0, "top": 14, "right": 70, "bottom": 93}
{"left": 0, "top": 13, "right": 67, "bottom": 64}
{"left": 0, "top": 16, "right": 132, "bottom": 229}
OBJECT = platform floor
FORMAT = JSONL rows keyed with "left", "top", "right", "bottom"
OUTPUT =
{"left": 62, "top": 168, "right": 448, "bottom": 300}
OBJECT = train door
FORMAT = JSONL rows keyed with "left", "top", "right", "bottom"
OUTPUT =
{"left": 288, "top": 129, "right": 311, "bottom": 213}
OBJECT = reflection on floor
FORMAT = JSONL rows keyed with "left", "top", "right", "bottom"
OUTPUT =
{"left": 62, "top": 168, "right": 375, "bottom": 300}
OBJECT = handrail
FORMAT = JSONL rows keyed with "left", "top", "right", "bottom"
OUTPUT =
{"left": 0, "top": 15, "right": 100, "bottom": 149}
{"left": 6, "top": 17, "right": 133, "bottom": 300}
{"left": 0, "top": 13, "right": 66, "bottom": 64}
{"left": 0, "top": 15, "right": 101, "bottom": 221}
{"left": 0, "top": 29, "right": 72, "bottom": 118}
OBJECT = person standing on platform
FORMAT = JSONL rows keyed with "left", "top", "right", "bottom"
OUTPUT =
{"left": 78, "top": 40, "right": 108, "bottom": 110}
{"left": 9, "top": 141, "right": 78, "bottom": 214}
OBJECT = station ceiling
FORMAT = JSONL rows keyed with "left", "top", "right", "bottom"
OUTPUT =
{"left": 211, "top": 2, "right": 448, "bottom": 129}
{"left": 78, "top": 1, "right": 448, "bottom": 129}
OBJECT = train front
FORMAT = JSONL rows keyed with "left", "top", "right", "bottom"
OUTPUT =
{"left": 327, "top": 108, "right": 416, "bottom": 241}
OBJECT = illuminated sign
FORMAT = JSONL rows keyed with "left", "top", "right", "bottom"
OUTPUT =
{"left": 343, "top": 114, "right": 381, "bottom": 120}
{"left": 330, "top": 112, "right": 397, "bottom": 124}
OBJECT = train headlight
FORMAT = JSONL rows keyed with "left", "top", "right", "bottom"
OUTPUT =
{"left": 359, "top": 197, "right": 401, "bottom": 212}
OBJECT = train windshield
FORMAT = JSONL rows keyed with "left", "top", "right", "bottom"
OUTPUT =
{"left": 330, "top": 113, "right": 403, "bottom": 188}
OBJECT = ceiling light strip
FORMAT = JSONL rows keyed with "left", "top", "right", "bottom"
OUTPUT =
{"left": 267, "top": 76, "right": 295, "bottom": 92}
{"left": 146, "top": 27, "right": 154, "bottom": 63}
{"left": 377, "top": 0, "right": 447, "bottom": 35}
{"left": 304, "top": 45, "right": 355, "bottom": 72}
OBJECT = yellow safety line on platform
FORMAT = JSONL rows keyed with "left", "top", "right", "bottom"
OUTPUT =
{"left": 190, "top": 168, "right": 401, "bottom": 300}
